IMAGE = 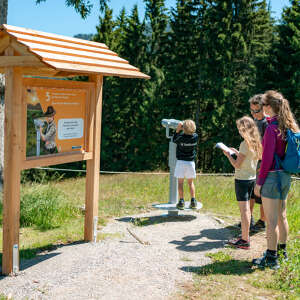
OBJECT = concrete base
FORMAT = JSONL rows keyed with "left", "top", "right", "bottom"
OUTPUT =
{"left": 152, "top": 202, "right": 203, "bottom": 212}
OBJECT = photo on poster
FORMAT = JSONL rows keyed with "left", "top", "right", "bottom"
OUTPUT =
{"left": 26, "top": 86, "right": 87, "bottom": 157}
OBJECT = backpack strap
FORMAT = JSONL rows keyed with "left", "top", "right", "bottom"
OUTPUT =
{"left": 270, "top": 119, "right": 283, "bottom": 199}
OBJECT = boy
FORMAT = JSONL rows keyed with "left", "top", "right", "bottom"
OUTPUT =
{"left": 173, "top": 120, "right": 198, "bottom": 209}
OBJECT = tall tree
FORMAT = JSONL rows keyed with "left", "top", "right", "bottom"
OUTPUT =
{"left": 275, "top": 0, "right": 300, "bottom": 119}
{"left": 195, "top": 0, "right": 273, "bottom": 172}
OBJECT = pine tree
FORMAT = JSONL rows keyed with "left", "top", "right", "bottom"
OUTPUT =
{"left": 196, "top": 0, "right": 273, "bottom": 172}
{"left": 275, "top": 0, "right": 300, "bottom": 119}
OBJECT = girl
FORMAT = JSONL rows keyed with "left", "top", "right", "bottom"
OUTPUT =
{"left": 253, "top": 90, "right": 299, "bottom": 269}
{"left": 223, "top": 116, "right": 262, "bottom": 249}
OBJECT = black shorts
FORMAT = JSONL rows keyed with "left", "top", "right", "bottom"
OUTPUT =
{"left": 235, "top": 179, "right": 255, "bottom": 202}
{"left": 250, "top": 188, "right": 262, "bottom": 204}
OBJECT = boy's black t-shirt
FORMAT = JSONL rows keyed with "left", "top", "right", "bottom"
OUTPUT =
{"left": 173, "top": 132, "right": 198, "bottom": 161}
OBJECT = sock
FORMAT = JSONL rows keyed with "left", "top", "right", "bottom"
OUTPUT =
{"left": 278, "top": 244, "right": 286, "bottom": 251}
{"left": 191, "top": 197, "right": 195, "bottom": 202}
{"left": 267, "top": 249, "right": 277, "bottom": 257}
{"left": 180, "top": 198, "right": 184, "bottom": 202}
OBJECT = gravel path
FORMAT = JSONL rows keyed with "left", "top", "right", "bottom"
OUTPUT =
{"left": 0, "top": 210, "right": 233, "bottom": 300}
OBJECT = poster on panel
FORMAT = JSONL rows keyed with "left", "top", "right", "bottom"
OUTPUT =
{"left": 26, "top": 86, "right": 87, "bottom": 157}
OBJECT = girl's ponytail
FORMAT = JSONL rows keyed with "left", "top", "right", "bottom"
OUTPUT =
{"left": 278, "top": 98, "right": 299, "bottom": 138}
{"left": 263, "top": 90, "right": 299, "bottom": 138}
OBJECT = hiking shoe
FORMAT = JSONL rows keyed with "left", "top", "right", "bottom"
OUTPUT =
{"left": 190, "top": 199, "right": 197, "bottom": 209}
{"left": 226, "top": 238, "right": 250, "bottom": 250}
{"left": 176, "top": 199, "right": 185, "bottom": 210}
{"left": 277, "top": 249, "right": 288, "bottom": 261}
{"left": 251, "top": 219, "right": 266, "bottom": 233}
{"left": 252, "top": 251, "right": 279, "bottom": 270}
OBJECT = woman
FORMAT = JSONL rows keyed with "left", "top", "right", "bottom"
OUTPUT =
{"left": 253, "top": 90, "right": 299, "bottom": 269}
{"left": 223, "top": 116, "right": 262, "bottom": 249}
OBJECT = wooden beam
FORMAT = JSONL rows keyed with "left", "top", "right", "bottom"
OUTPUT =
{"left": 10, "top": 40, "right": 32, "bottom": 56}
{"left": 84, "top": 75, "right": 103, "bottom": 242}
{"left": 0, "top": 35, "right": 10, "bottom": 54}
{"left": 21, "top": 151, "right": 93, "bottom": 170}
{"left": 45, "top": 61, "right": 151, "bottom": 79}
{"left": 0, "top": 56, "right": 44, "bottom": 67}
{"left": 2, "top": 62, "right": 23, "bottom": 274}
{"left": 23, "top": 77, "right": 94, "bottom": 89}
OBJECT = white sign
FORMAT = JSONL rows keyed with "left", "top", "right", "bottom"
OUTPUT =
{"left": 58, "top": 118, "right": 84, "bottom": 140}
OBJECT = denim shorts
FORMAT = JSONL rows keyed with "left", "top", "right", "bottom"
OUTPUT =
{"left": 261, "top": 171, "right": 291, "bottom": 200}
{"left": 235, "top": 179, "right": 255, "bottom": 202}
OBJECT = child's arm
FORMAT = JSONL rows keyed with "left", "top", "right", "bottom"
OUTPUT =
{"left": 173, "top": 122, "right": 183, "bottom": 143}
{"left": 176, "top": 122, "right": 183, "bottom": 133}
{"left": 223, "top": 150, "right": 245, "bottom": 169}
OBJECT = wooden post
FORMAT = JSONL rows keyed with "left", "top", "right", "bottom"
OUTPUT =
{"left": 2, "top": 62, "right": 23, "bottom": 274}
{"left": 84, "top": 75, "right": 103, "bottom": 241}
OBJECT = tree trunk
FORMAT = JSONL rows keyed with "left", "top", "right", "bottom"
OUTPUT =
{"left": 0, "top": 0, "right": 8, "bottom": 190}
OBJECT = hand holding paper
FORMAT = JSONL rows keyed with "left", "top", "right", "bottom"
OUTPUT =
{"left": 215, "top": 142, "right": 235, "bottom": 156}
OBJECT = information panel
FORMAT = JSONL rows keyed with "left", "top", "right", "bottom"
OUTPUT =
{"left": 26, "top": 86, "right": 87, "bottom": 157}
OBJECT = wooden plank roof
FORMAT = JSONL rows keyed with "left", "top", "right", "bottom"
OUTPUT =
{"left": 0, "top": 24, "right": 150, "bottom": 79}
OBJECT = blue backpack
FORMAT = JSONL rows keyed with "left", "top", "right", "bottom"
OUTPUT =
{"left": 274, "top": 129, "right": 300, "bottom": 174}
{"left": 280, "top": 129, "right": 300, "bottom": 173}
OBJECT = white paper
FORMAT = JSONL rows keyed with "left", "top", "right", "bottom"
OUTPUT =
{"left": 215, "top": 142, "right": 235, "bottom": 156}
{"left": 58, "top": 118, "right": 84, "bottom": 140}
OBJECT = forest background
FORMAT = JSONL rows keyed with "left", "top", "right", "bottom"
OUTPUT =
{"left": 1, "top": 0, "right": 300, "bottom": 176}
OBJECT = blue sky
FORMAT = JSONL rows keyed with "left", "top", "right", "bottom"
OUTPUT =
{"left": 7, "top": 0, "right": 291, "bottom": 37}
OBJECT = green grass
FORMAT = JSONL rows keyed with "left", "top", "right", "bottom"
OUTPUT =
{"left": 20, "top": 183, "right": 81, "bottom": 230}
{"left": 0, "top": 174, "right": 299, "bottom": 299}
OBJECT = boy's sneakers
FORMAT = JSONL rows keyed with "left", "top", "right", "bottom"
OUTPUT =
{"left": 226, "top": 238, "right": 250, "bottom": 250}
{"left": 252, "top": 250, "right": 279, "bottom": 270}
{"left": 190, "top": 198, "right": 197, "bottom": 209}
{"left": 251, "top": 219, "right": 266, "bottom": 232}
{"left": 176, "top": 199, "right": 185, "bottom": 210}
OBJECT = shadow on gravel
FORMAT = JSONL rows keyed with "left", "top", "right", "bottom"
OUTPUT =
{"left": 170, "top": 226, "right": 236, "bottom": 253}
{"left": 181, "top": 259, "right": 254, "bottom": 276}
{"left": 117, "top": 215, "right": 197, "bottom": 226}
{"left": 0, "top": 240, "right": 86, "bottom": 277}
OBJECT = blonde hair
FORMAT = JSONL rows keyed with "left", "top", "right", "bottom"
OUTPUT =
{"left": 263, "top": 90, "right": 299, "bottom": 138}
{"left": 183, "top": 120, "right": 196, "bottom": 135}
{"left": 236, "top": 116, "right": 262, "bottom": 160}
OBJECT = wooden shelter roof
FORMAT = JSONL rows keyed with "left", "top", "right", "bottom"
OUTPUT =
{"left": 0, "top": 24, "right": 149, "bottom": 79}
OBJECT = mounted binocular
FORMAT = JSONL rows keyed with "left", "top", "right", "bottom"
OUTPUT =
{"left": 161, "top": 119, "right": 182, "bottom": 130}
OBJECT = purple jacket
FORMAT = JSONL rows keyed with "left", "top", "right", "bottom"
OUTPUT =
{"left": 257, "top": 116, "right": 287, "bottom": 185}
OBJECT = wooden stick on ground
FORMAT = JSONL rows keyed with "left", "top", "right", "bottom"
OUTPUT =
{"left": 127, "top": 227, "right": 150, "bottom": 245}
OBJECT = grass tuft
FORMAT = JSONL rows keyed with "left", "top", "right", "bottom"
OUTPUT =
{"left": 20, "top": 184, "right": 79, "bottom": 230}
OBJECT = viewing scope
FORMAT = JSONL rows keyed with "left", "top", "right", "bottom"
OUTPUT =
{"left": 34, "top": 118, "right": 45, "bottom": 130}
{"left": 161, "top": 119, "right": 182, "bottom": 130}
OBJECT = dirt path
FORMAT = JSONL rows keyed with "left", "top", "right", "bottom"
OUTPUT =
{"left": 0, "top": 210, "right": 242, "bottom": 300}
